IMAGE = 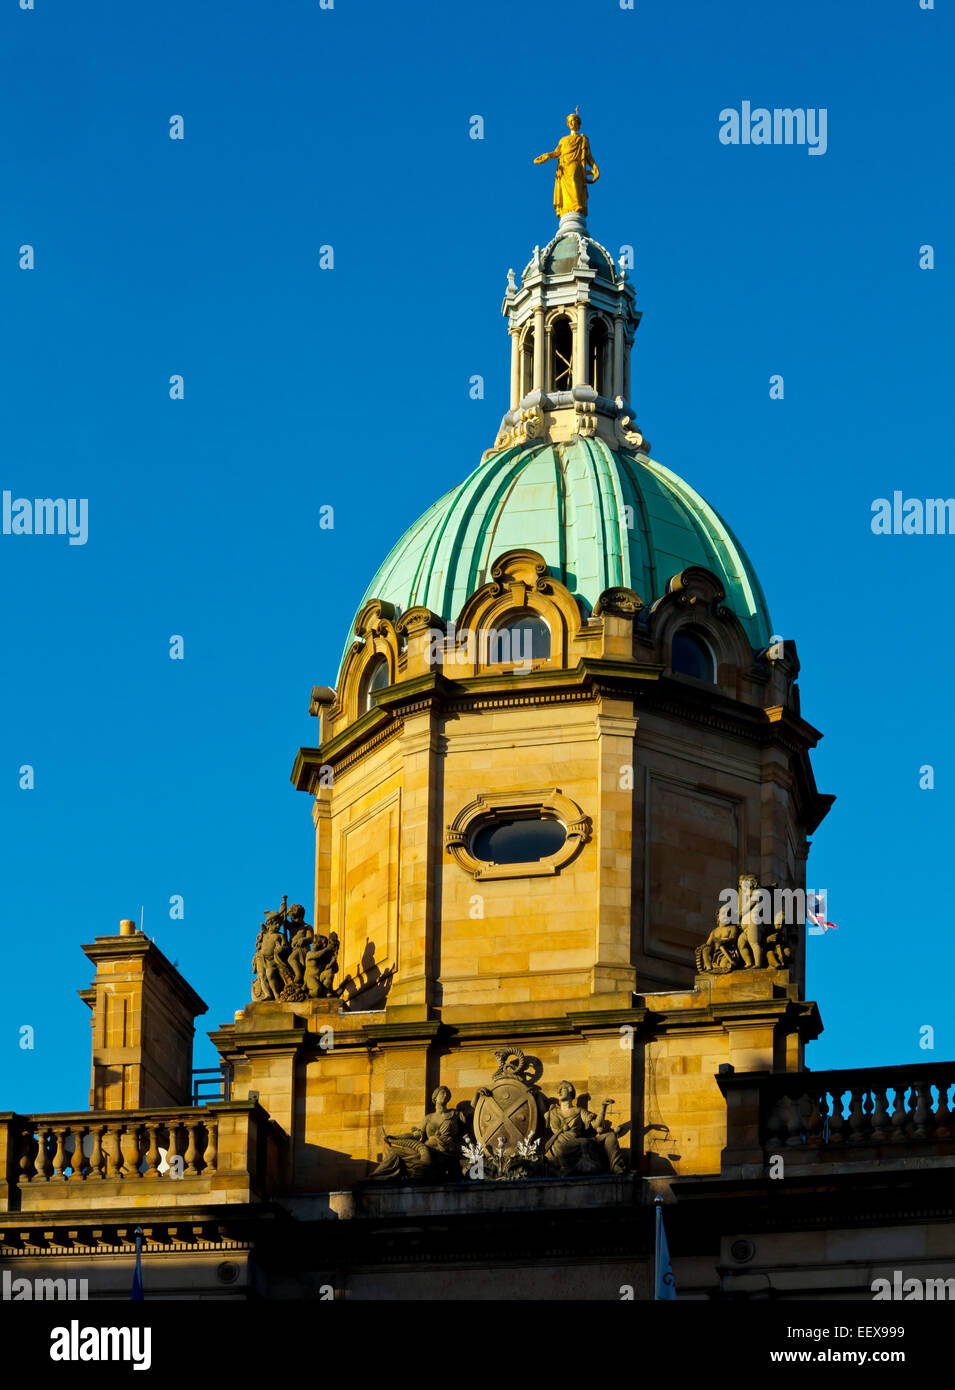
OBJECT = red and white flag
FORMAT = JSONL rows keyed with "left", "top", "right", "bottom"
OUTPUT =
{"left": 807, "top": 891, "right": 838, "bottom": 935}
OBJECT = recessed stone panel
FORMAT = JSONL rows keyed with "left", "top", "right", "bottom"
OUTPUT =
{"left": 643, "top": 774, "right": 743, "bottom": 965}
{"left": 336, "top": 792, "right": 400, "bottom": 989}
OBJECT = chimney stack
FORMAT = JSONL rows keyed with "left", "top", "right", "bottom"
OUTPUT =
{"left": 78, "top": 919, "right": 208, "bottom": 1111}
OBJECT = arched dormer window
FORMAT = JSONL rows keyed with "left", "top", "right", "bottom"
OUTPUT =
{"left": 360, "top": 655, "right": 390, "bottom": 712}
{"left": 549, "top": 316, "right": 573, "bottom": 392}
{"left": 671, "top": 628, "right": 716, "bottom": 682}
{"left": 589, "top": 316, "right": 610, "bottom": 396}
{"left": 485, "top": 611, "right": 551, "bottom": 667}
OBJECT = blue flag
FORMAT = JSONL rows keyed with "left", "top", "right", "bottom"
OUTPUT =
{"left": 654, "top": 1199, "right": 676, "bottom": 1300}
{"left": 131, "top": 1229, "right": 144, "bottom": 1301}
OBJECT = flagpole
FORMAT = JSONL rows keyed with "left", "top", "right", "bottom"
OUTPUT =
{"left": 654, "top": 1196, "right": 662, "bottom": 1299}
{"left": 131, "top": 1226, "right": 144, "bottom": 1300}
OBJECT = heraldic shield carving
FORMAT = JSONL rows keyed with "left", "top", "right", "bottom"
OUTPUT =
{"left": 473, "top": 1048, "right": 545, "bottom": 1153}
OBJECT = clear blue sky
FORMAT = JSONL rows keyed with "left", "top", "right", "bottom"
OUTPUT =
{"left": 2, "top": 0, "right": 952, "bottom": 1112}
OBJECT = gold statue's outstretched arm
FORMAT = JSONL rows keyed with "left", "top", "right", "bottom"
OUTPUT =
{"left": 533, "top": 148, "right": 559, "bottom": 164}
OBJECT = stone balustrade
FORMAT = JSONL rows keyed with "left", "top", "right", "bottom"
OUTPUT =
{"left": 0, "top": 1101, "right": 287, "bottom": 1212}
{"left": 20, "top": 1113, "right": 217, "bottom": 1182}
{"left": 718, "top": 1061, "right": 955, "bottom": 1176}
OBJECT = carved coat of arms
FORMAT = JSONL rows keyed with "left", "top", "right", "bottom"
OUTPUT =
{"left": 473, "top": 1049, "right": 544, "bottom": 1153}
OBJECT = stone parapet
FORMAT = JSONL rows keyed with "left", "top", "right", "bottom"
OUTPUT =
{"left": 718, "top": 1059, "right": 955, "bottom": 1178}
{"left": 1, "top": 1100, "right": 285, "bottom": 1213}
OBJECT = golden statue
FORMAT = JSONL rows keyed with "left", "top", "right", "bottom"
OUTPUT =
{"left": 533, "top": 110, "right": 599, "bottom": 219}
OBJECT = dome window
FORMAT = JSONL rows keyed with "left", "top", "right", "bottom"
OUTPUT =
{"left": 471, "top": 814, "right": 566, "bottom": 866}
{"left": 550, "top": 315, "right": 574, "bottom": 392}
{"left": 360, "top": 655, "right": 390, "bottom": 712}
{"left": 520, "top": 326, "right": 535, "bottom": 399}
{"left": 589, "top": 316, "right": 610, "bottom": 396}
{"left": 671, "top": 629, "right": 716, "bottom": 682}
{"left": 487, "top": 612, "right": 551, "bottom": 666}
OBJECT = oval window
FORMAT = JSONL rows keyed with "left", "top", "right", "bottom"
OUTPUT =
{"left": 471, "top": 815, "right": 566, "bottom": 865}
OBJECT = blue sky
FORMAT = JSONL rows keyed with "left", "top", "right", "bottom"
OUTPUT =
{"left": 1, "top": 0, "right": 952, "bottom": 1112}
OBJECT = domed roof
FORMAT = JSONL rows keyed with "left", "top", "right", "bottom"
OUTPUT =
{"left": 349, "top": 437, "right": 773, "bottom": 659}
{"left": 531, "top": 233, "right": 617, "bottom": 282}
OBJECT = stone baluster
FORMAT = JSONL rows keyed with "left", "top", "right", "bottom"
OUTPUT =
{"left": 19, "top": 1128, "right": 38, "bottom": 1182}
{"left": 165, "top": 1122, "right": 180, "bottom": 1179}
{"left": 51, "top": 1127, "right": 70, "bottom": 1178}
{"left": 911, "top": 1085, "right": 930, "bottom": 1141}
{"left": 119, "top": 1125, "right": 142, "bottom": 1177}
{"left": 87, "top": 1126, "right": 104, "bottom": 1179}
{"left": 34, "top": 1126, "right": 53, "bottom": 1181}
{"left": 890, "top": 1085, "right": 909, "bottom": 1141}
{"left": 826, "top": 1090, "right": 846, "bottom": 1144}
{"left": 107, "top": 1124, "right": 125, "bottom": 1178}
{"left": 143, "top": 1124, "right": 162, "bottom": 1179}
{"left": 805, "top": 1091, "right": 824, "bottom": 1146}
{"left": 847, "top": 1088, "right": 867, "bottom": 1142}
{"left": 203, "top": 1119, "right": 218, "bottom": 1173}
{"left": 935, "top": 1083, "right": 954, "bottom": 1141}
{"left": 70, "top": 1126, "right": 87, "bottom": 1178}
{"left": 870, "top": 1088, "right": 889, "bottom": 1143}
{"left": 183, "top": 1122, "right": 200, "bottom": 1176}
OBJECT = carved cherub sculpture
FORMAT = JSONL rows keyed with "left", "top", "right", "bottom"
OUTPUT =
{"left": 286, "top": 904, "right": 314, "bottom": 983}
{"left": 765, "top": 907, "right": 795, "bottom": 969}
{"left": 737, "top": 874, "right": 765, "bottom": 967}
{"left": 696, "top": 875, "right": 782, "bottom": 974}
{"left": 695, "top": 902, "right": 742, "bottom": 974}
{"left": 253, "top": 912, "right": 293, "bottom": 1000}
{"left": 305, "top": 930, "right": 340, "bottom": 999}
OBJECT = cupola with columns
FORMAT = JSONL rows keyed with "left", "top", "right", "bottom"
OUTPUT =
{"left": 496, "top": 208, "right": 647, "bottom": 453}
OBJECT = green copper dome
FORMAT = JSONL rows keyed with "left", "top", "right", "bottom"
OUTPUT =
{"left": 352, "top": 437, "right": 772, "bottom": 656}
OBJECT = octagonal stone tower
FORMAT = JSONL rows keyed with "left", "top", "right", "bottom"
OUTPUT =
{"left": 216, "top": 203, "right": 833, "bottom": 1190}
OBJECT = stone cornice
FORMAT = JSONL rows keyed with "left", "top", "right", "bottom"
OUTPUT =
{"left": 207, "top": 1026, "right": 309, "bottom": 1059}
{"left": 329, "top": 719, "right": 404, "bottom": 780}
{"left": 216, "top": 1010, "right": 656, "bottom": 1054}
{"left": 0, "top": 1202, "right": 286, "bottom": 1253}
{"left": 439, "top": 1008, "right": 649, "bottom": 1046}
{"left": 360, "top": 1020, "right": 445, "bottom": 1047}
{"left": 294, "top": 659, "right": 654, "bottom": 786}
{"left": 636, "top": 997, "right": 822, "bottom": 1041}
{"left": 670, "top": 1168, "right": 955, "bottom": 1238}
{"left": 292, "top": 658, "right": 832, "bottom": 837}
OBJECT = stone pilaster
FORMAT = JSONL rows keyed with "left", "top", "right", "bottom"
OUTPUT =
{"left": 387, "top": 710, "right": 442, "bottom": 1019}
